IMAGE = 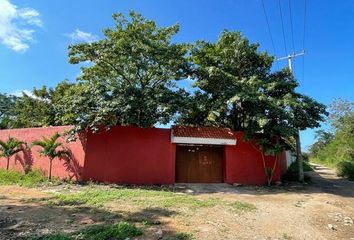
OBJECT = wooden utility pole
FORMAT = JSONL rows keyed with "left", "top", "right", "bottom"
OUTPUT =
{"left": 276, "top": 51, "right": 305, "bottom": 182}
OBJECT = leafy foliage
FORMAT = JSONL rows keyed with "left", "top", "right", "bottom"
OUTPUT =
{"left": 178, "top": 31, "right": 327, "bottom": 154}
{"left": 0, "top": 93, "right": 17, "bottom": 129}
{"left": 59, "top": 11, "right": 190, "bottom": 134}
{"left": 337, "top": 161, "right": 354, "bottom": 181}
{"left": 32, "top": 133, "right": 69, "bottom": 179}
{"left": 2, "top": 81, "right": 74, "bottom": 129}
{"left": 309, "top": 99, "right": 354, "bottom": 180}
{"left": 0, "top": 137, "right": 25, "bottom": 170}
{"left": 282, "top": 160, "right": 313, "bottom": 182}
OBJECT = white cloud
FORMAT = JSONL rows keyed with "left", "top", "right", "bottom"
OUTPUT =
{"left": 67, "top": 29, "right": 97, "bottom": 43}
{"left": 0, "top": 0, "right": 42, "bottom": 53}
{"left": 11, "top": 89, "right": 34, "bottom": 97}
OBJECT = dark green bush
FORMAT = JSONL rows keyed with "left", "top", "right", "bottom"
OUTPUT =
{"left": 282, "top": 161, "right": 312, "bottom": 182}
{"left": 337, "top": 161, "right": 354, "bottom": 181}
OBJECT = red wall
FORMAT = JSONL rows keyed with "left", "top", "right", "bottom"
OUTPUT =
{"left": 82, "top": 126, "right": 176, "bottom": 184}
{"left": 0, "top": 126, "right": 86, "bottom": 180}
{"left": 224, "top": 132, "right": 282, "bottom": 185}
{"left": 0, "top": 126, "right": 285, "bottom": 185}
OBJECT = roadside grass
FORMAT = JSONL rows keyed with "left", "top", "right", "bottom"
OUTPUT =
{"left": 311, "top": 158, "right": 354, "bottom": 181}
{"left": 30, "top": 221, "right": 142, "bottom": 240}
{"left": 0, "top": 169, "right": 58, "bottom": 187}
{"left": 227, "top": 200, "right": 256, "bottom": 211}
{"left": 47, "top": 185, "right": 255, "bottom": 211}
{"left": 282, "top": 161, "right": 313, "bottom": 182}
{"left": 166, "top": 232, "right": 194, "bottom": 240}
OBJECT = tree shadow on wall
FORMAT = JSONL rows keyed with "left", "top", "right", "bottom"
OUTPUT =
{"left": 60, "top": 148, "right": 84, "bottom": 181}
{"left": 14, "top": 147, "right": 34, "bottom": 174}
{"left": 77, "top": 130, "right": 88, "bottom": 152}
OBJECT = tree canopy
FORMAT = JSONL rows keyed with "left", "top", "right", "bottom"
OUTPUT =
{"left": 177, "top": 31, "right": 327, "bottom": 154}
{"left": 0, "top": 12, "right": 327, "bottom": 156}
{"left": 309, "top": 99, "right": 354, "bottom": 180}
{"left": 62, "top": 11, "right": 190, "bottom": 133}
{"left": 0, "top": 93, "right": 17, "bottom": 129}
{"left": 7, "top": 81, "right": 74, "bottom": 128}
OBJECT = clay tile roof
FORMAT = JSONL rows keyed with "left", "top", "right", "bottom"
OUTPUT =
{"left": 172, "top": 125, "right": 235, "bottom": 139}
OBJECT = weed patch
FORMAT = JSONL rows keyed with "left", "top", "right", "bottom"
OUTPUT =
{"left": 46, "top": 185, "right": 256, "bottom": 213}
{"left": 0, "top": 169, "right": 56, "bottom": 187}
{"left": 31, "top": 222, "right": 142, "bottom": 240}
{"left": 227, "top": 201, "right": 256, "bottom": 211}
{"left": 166, "top": 232, "right": 194, "bottom": 240}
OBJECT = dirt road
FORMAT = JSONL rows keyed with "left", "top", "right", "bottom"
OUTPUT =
{"left": 0, "top": 164, "right": 353, "bottom": 240}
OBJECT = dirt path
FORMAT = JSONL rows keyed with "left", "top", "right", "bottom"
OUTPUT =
{"left": 175, "top": 164, "right": 354, "bottom": 240}
{"left": 0, "top": 165, "right": 353, "bottom": 240}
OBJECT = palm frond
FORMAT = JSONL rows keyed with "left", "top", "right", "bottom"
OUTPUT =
{"left": 31, "top": 140, "right": 48, "bottom": 148}
{"left": 50, "top": 132, "right": 61, "bottom": 143}
{"left": 0, "top": 140, "right": 8, "bottom": 150}
{"left": 0, "top": 137, "right": 25, "bottom": 157}
{"left": 33, "top": 132, "right": 65, "bottom": 160}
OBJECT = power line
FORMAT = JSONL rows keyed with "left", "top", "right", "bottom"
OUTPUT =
{"left": 288, "top": 0, "right": 295, "bottom": 53}
{"left": 261, "top": 0, "right": 277, "bottom": 57}
{"left": 278, "top": 0, "right": 288, "bottom": 55}
{"left": 302, "top": 0, "right": 307, "bottom": 87}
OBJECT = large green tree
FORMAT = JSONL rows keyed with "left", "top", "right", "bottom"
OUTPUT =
{"left": 61, "top": 11, "right": 189, "bottom": 134}
{"left": 9, "top": 81, "right": 74, "bottom": 128}
{"left": 179, "top": 31, "right": 327, "bottom": 154}
{"left": 0, "top": 93, "right": 17, "bottom": 129}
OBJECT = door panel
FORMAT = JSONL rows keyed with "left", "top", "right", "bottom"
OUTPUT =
{"left": 175, "top": 146, "right": 223, "bottom": 183}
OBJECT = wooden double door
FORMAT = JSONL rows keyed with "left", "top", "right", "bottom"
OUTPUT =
{"left": 175, "top": 145, "right": 223, "bottom": 183}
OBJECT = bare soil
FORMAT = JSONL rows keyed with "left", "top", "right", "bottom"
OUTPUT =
{"left": 0, "top": 164, "right": 353, "bottom": 240}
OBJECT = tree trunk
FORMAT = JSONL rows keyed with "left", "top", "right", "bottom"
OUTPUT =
{"left": 6, "top": 157, "right": 10, "bottom": 170}
{"left": 48, "top": 158, "right": 53, "bottom": 181}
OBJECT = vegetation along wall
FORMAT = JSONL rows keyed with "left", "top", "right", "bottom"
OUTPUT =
{"left": 0, "top": 125, "right": 286, "bottom": 185}
{"left": 224, "top": 132, "right": 284, "bottom": 185}
{"left": 0, "top": 126, "right": 86, "bottom": 180}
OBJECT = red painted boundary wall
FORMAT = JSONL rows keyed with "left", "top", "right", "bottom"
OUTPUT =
{"left": 0, "top": 126, "right": 86, "bottom": 180}
{"left": 83, "top": 126, "right": 176, "bottom": 184}
{"left": 224, "top": 132, "right": 283, "bottom": 185}
{"left": 0, "top": 125, "right": 285, "bottom": 185}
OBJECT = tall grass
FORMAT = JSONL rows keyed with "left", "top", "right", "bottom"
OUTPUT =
{"left": 0, "top": 169, "right": 54, "bottom": 187}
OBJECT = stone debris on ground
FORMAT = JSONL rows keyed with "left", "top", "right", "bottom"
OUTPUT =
{"left": 327, "top": 224, "right": 337, "bottom": 231}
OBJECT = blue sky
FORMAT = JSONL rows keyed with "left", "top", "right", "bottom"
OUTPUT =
{"left": 0, "top": 0, "right": 353, "bottom": 150}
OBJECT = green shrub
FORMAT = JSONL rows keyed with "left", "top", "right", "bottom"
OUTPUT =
{"left": 282, "top": 161, "right": 312, "bottom": 182}
{"left": 0, "top": 169, "right": 22, "bottom": 185}
{"left": 0, "top": 169, "right": 54, "bottom": 187}
{"left": 337, "top": 161, "right": 354, "bottom": 181}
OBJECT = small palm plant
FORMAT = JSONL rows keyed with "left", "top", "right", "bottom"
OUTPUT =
{"left": 0, "top": 137, "right": 25, "bottom": 170}
{"left": 32, "top": 132, "right": 69, "bottom": 180}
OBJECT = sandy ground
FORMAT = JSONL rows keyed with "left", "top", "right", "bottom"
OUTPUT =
{"left": 0, "top": 164, "right": 353, "bottom": 240}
